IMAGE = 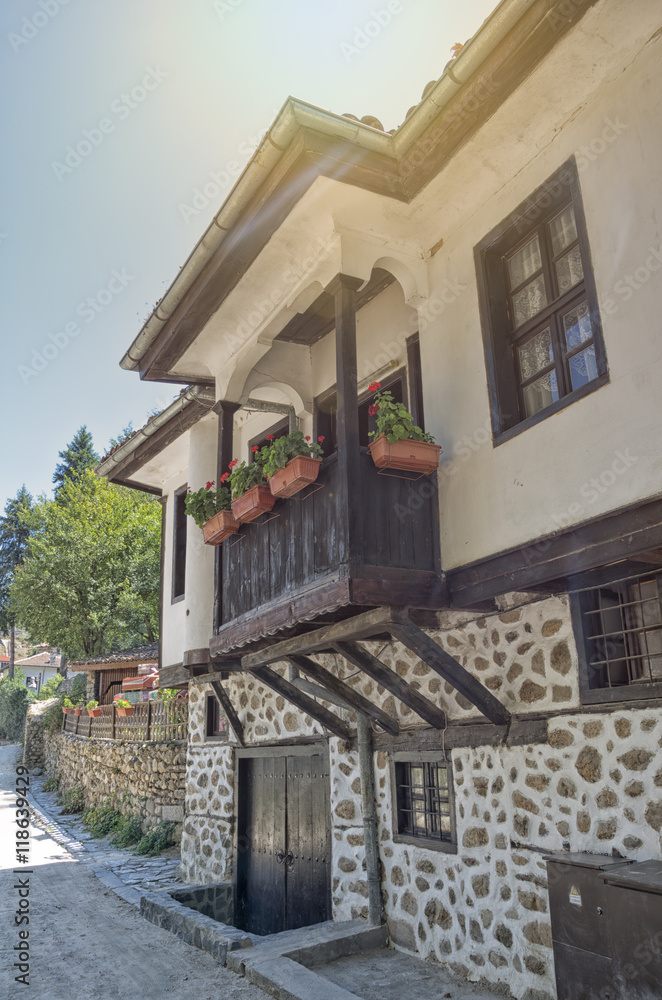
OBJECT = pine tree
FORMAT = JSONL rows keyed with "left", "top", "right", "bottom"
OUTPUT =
{"left": 52, "top": 426, "right": 99, "bottom": 495}
{"left": 0, "top": 487, "right": 34, "bottom": 679}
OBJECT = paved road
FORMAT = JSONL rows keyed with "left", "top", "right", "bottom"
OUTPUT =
{"left": 0, "top": 744, "right": 266, "bottom": 1000}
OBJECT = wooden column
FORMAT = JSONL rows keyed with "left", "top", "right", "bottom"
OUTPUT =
{"left": 213, "top": 401, "right": 241, "bottom": 632}
{"left": 328, "top": 274, "right": 364, "bottom": 575}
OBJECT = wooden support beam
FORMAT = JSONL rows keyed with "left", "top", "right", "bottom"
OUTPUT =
{"left": 287, "top": 654, "right": 399, "bottom": 735}
{"left": 209, "top": 679, "right": 244, "bottom": 746}
{"left": 249, "top": 666, "right": 352, "bottom": 740}
{"left": 240, "top": 606, "right": 397, "bottom": 668}
{"left": 372, "top": 717, "right": 547, "bottom": 752}
{"left": 333, "top": 641, "right": 447, "bottom": 730}
{"left": 214, "top": 400, "right": 241, "bottom": 633}
{"left": 387, "top": 614, "right": 511, "bottom": 727}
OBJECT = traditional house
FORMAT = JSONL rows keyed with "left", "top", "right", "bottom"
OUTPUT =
{"left": 70, "top": 642, "right": 160, "bottom": 705}
{"left": 97, "top": 1, "right": 662, "bottom": 996}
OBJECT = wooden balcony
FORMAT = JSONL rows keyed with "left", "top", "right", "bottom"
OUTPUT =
{"left": 212, "top": 449, "right": 444, "bottom": 654}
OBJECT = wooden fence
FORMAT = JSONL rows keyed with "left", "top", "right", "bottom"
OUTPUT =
{"left": 62, "top": 702, "right": 188, "bottom": 742}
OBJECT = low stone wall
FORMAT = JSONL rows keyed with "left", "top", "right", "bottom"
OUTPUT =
{"left": 170, "top": 881, "right": 234, "bottom": 924}
{"left": 23, "top": 699, "right": 58, "bottom": 770}
{"left": 43, "top": 730, "right": 187, "bottom": 834}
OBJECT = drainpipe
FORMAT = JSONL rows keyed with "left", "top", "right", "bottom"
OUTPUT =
{"left": 357, "top": 714, "right": 382, "bottom": 926}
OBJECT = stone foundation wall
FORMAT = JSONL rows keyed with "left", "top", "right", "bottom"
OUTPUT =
{"left": 44, "top": 731, "right": 187, "bottom": 834}
{"left": 23, "top": 699, "right": 58, "bottom": 769}
{"left": 179, "top": 593, "right": 662, "bottom": 1000}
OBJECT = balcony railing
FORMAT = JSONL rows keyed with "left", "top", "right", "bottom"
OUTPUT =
{"left": 214, "top": 449, "right": 443, "bottom": 651}
{"left": 62, "top": 702, "right": 188, "bottom": 742}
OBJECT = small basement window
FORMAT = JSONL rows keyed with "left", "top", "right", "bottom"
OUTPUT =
{"left": 391, "top": 753, "right": 456, "bottom": 852}
{"left": 205, "top": 693, "right": 229, "bottom": 740}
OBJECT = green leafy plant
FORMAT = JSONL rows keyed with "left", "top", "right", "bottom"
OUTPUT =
{"left": 115, "top": 698, "right": 131, "bottom": 709}
{"left": 110, "top": 814, "right": 143, "bottom": 847}
{"left": 135, "top": 819, "right": 176, "bottom": 856}
{"left": 58, "top": 785, "right": 85, "bottom": 814}
{"left": 43, "top": 773, "right": 60, "bottom": 792}
{"left": 261, "top": 431, "right": 324, "bottom": 479}
{"left": 37, "top": 673, "right": 63, "bottom": 700}
{"left": 226, "top": 457, "right": 266, "bottom": 500}
{"left": 86, "top": 700, "right": 99, "bottom": 710}
{"left": 0, "top": 677, "right": 34, "bottom": 739}
{"left": 157, "top": 688, "right": 177, "bottom": 702}
{"left": 184, "top": 481, "right": 232, "bottom": 529}
{"left": 83, "top": 803, "right": 122, "bottom": 837}
{"left": 62, "top": 697, "right": 73, "bottom": 709}
{"left": 367, "top": 381, "right": 435, "bottom": 444}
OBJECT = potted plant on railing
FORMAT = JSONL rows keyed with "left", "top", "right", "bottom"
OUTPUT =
{"left": 115, "top": 698, "right": 134, "bottom": 718}
{"left": 184, "top": 479, "right": 239, "bottom": 545}
{"left": 262, "top": 431, "right": 325, "bottom": 499}
{"left": 62, "top": 697, "right": 74, "bottom": 715}
{"left": 228, "top": 453, "right": 275, "bottom": 523}
{"left": 73, "top": 701, "right": 84, "bottom": 717}
{"left": 86, "top": 700, "right": 101, "bottom": 718}
{"left": 366, "top": 381, "right": 441, "bottom": 474}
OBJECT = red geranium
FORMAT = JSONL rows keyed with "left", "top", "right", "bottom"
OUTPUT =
{"left": 318, "top": 435, "right": 325, "bottom": 443}
{"left": 205, "top": 481, "right": 214, "bottom": 489}
{"left": 252, "top": 445, "right": 259, "bottom": 452}
{"left": 228, "top": 459, "right": 238, "bottom": 469}
{"left": 368, "top": 381, "right": 382, "bottom": 392}
{"left": 266, "top": 434, "right": 275, "bottom": 440}
{"left": 368, "top": 404, "right": 379, "bottom": 416}
{"left": 220, "top": 472, "right": 229, "bottom": 483}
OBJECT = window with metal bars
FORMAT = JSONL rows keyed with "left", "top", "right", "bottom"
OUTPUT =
{"left": 574, "top": 572, "right": 662, "bottom": 703}
{"left": 394, "top": 759, "right": 455, "bottom": 847}
{"left": 475, "top": 158, "right": 608, "bottom": 442}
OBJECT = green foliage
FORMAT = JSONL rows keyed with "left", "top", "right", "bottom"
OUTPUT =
{"left": 227, "top": 458, "right": 266, "bottom": 500}
{"left": 52, "top": 426, "right": 99, "bottom": 497}
{"left": 58, "top": 785, "right": 85, "bottom": 814}
{"left": 10, "top": 470, "right": 161, "bottom": 659}
{"left": 135, "top": 820, "right": 176, "bottom": 856}
{"left": 261, "top": 431, "right": 323, "bottom": 480}
{"left": 86, "top": 700, "right": 98, "bottom": 710}
{"left": 110, "top": 814, "right": 143, "bottom": 847}
{"left": 0, "top": 486, "right": 34, "bottom": 633}
{"left": 367, "top": 384, "right": 435, "bottom": 445}
{"left": 42, "top": 698, "right": 66, "bottom": 734}
{"left": 70, "top": 675, "right": 87, "bottom": 702}
{"left": 184, "top": 481, "right": 231, "bottom": 529}
{"left": 83, "top": 803, "right": 122, "bottom": 837}
{"left": 43, "top": 773, "right": 60, "bottom": 792}
{"left": 107, "top": 423, "right": 134, "bottom": 451}
{"left": 37, "top": 673, "right": 63, "bottom": 700}
{"left": 0, "top": 677, "right": 34, "bottom": 739}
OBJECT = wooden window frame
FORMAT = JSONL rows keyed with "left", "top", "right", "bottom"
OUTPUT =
{"left": 171, "top": 484, "right": 187, "bottom": 603}
{"left": 314, "top": 366, "right": 409, "bottom": 457}
{"left": 475, "top": 157, "right": 608, "bottom": 445}
{"left": 205, "top": 692, "right": 230, "bottom": 741}
{"left": 247, "top": 417, "right": 289, "bottom": 462}
{"left": 571, "top": 572, "right": 662, "bottom": 706}
{"left": 389, "top": 751, "right": 457, "bottom": 854}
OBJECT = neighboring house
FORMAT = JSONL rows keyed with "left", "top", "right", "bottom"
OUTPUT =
{"left": 96, "top": 2, "right": 662, "bottom": 998}
{"left": 70, "top": 643, "right": 160, "bottom": 705}
{"left": 10, "top": 649, "right": 62, "bottom": 693}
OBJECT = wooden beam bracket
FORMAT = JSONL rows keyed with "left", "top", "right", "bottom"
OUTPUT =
{"left": 287, "top": 654, "right": 399, "bottom": 735}
{"left": 249, "top": 666, "right": 352, "bottom": 741}
{"left": 209, "top": 679, "right": 245, "bottom": 747}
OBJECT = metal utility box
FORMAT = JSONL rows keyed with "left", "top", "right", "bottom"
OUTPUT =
{"left": 602, "top": 860, "right": 662, "bottom": 1000}
{"left": 545, "top": 852, "right": 634, "bottom": 1000}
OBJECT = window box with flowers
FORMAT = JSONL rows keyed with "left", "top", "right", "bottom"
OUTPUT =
{"left": 184, "top": 480, "right": 240, "bottom": 545}
{"left": 115, "top": 699, "right": 134, "bottom": 717}
{"left": 228, "top": 453, "right": 275, "bottom": 523}
{"left": 262, "top": 431, "right": 325, "bottom": 499}
{"left": 366, "top": 381, "right": 441, "bottom": 474}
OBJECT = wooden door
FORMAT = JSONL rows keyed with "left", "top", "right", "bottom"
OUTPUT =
{"left": 235, "top": 748, "right": 331, "bottom": 935}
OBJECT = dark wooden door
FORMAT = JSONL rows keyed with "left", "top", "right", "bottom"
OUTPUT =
{"left": 235, "top": 749, "right": 331, "bottom": 935}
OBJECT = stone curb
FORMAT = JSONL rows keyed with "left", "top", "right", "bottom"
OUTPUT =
{"left": 140, "top": 888, "right": 254, "bottom": 966}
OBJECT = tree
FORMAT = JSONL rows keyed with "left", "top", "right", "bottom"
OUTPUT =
{"left": 10, "top": 470, "right": 161, "bottom": 659}
{"left": 107, "top": 422, "right": 134, "bottom": 451}
{"left": 52, "top": 426, "right": 99, "bottom": 495}
{"left": 0, "top": 487, "right": 34, "bottom": 679}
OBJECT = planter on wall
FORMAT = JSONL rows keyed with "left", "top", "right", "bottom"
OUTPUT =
{"left": 73, "top": 708, "right": 83, "bottom": 716}
{"left": 231, "top": 485, "right": 275, "bottom": 523}
{"left": 202, "top": 510, "right": 240, "bottom": 545}
{"left": 368, "top": 434, "right": 441, "bottom": 475}
{"left": 62, "top": 707, "right": 72, "bottom": 715}
{"left": 87, "top": 708, "right": 101, "bottom": 718}
{"left": 269, "top": 456, "right": 322, "bottom": 499}
{"left": 116, "top": 706, "right": 134, "bottom": 717}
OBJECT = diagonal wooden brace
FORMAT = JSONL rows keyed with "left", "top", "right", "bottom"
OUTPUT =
{"left": 287, "top": 654, "right": 399, "bottom": 735}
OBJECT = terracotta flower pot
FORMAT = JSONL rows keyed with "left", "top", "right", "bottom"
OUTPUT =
{"left": 73, "top": 708, "right": 83, "bottom": 716}
{"left": 202, "top": 510, "right": 240, "bottom": 545}
{"left": 87, "top": 708, "right": 101, "bottom": 718}
{"left": 231, "top": 484, "right": 275, "bottom": 523}
{"left": 116, "top": 706, "right": 134, "bottom": 717}
{"left": 368, "top": 434, "right": 441, "bottom": 474}
{"left": 62, "top": 707, "right": 72, "bottom": 715}
{"left": 269, "top": 456, "right": 322, "bottom": 499}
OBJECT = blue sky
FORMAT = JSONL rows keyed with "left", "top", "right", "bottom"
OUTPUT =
{"left": 0, "top": 0, "right": 498, "bottom": 509}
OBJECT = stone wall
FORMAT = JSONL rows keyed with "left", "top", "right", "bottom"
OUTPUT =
{"left": 23, "top": 698, "right": 58, "bottom": 770}
{"left": 179, "top": 593, "right": 662, "bottom": 1000}
{"left": 44, "top": 731, "right": 187, "bottom": 834}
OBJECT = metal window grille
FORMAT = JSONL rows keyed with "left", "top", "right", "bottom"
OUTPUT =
{"left": 582, "top": 573, "right": 662, "bottom": 689}
{"left": 395, "top": 761, "right": 452, "bottom": 842}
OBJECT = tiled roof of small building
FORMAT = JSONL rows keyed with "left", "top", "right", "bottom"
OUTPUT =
{"left": 70, "top": 642, "right": 159, "bottom": 667}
